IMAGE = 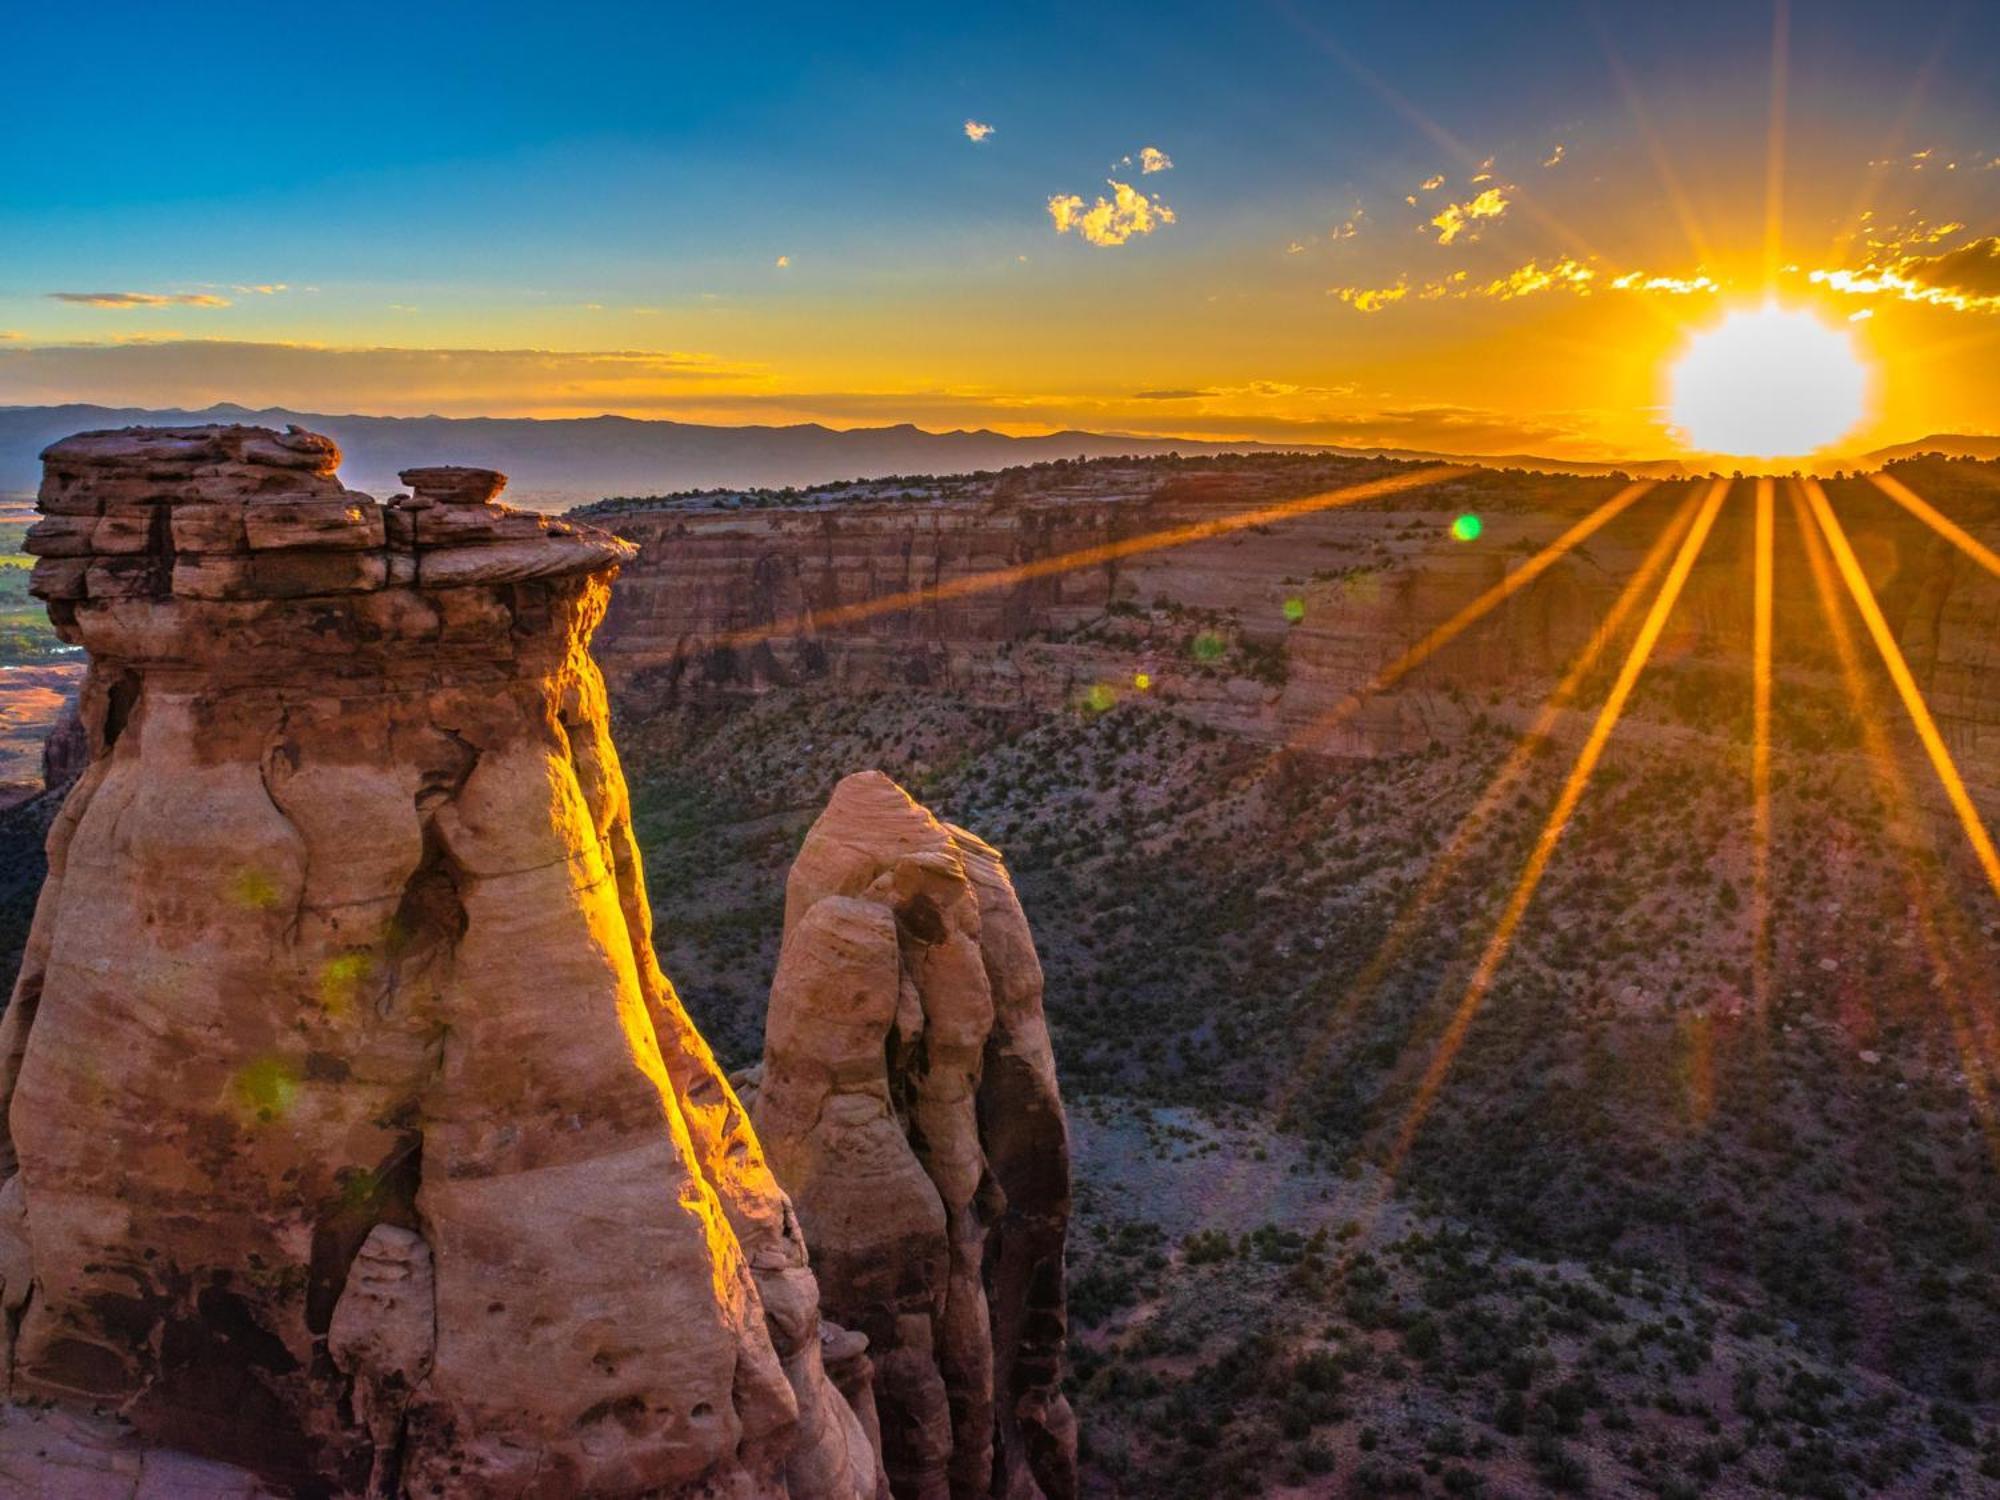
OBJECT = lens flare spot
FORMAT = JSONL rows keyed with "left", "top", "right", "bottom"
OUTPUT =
{"left": 231, "top": 1057, "right": 300, "bottom": 1123}
{"left": 318, "top": 952, "right": 373, "bottom": 1016}
{"left": 1282, "top": 596, "right": 1306, "bottom": 623}
{"left": 1451, "top": 513, "right": 1482, "bottom": 543}
{"left": 1192, "top": 631, "right": 1226, "bottom": 663}
{"left": 229, "top": 867, "right": 283, "bottom": 911}
{"left": 1133, "top": 671, "right": 1152, "bottom": 691}
{"left": 1081, "top": 682, "right": 1116, "bottom": 713}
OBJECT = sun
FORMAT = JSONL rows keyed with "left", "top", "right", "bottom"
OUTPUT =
{"left": 1668, "top": 303, "right": 1870, "bottom": 459}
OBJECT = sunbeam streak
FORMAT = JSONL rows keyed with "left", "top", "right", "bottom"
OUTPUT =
{"left": 1751, "top": 477, "right": 1775, "bottom": 1025}
{"left": 695, "top": 465, "right": 1469, "bottom": 656}
{"left": 1292, "top": 479, "right": 1658, "bottom": 754}
{"left": 1801, "top": 479, "right": 2000, "bottom": 905}
{"left": 1867, "top": 472, "right": 2000, "bottom": 581}
{"left": 1791, "top": 482, "right": 2000, "bottom": 1146}
{"left": 1381, "top": 479, "right": 1733, "bottom": 1175}
{"left": 1270, "top": 487, "right": 1703, "bottom": 1127}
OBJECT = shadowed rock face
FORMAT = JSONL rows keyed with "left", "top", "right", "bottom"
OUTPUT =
{"left": 0, "top": 426, "right": 880, "bottom": 1499}
{"left": 750, "top": 771, "right": 1075, "bottom": 1500}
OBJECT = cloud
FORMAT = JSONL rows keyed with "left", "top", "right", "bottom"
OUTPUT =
{"left": 1542, "top": 143, "right": 1566, "bottom": 167}
{"left": 1131, "top": 380, "right": 1354, "bottom": 402}
{"left": 1330, "top": 280, "right": 1408, "bottom": 312}
{"left": 964, "top": 119, "right": 995, "bottom": 142}
{"left": 1139, "top": 145, "right": 1173, "bottom": 174}
{"left": 775, "top": 255, "right": 791, "bottom": 268}
{"left": 0, "top": 331, "right": 17, "bottom": 342}
{"left": 231, "top": 283, "right": 289, "bottom": 296}
{"left": 1607, "top": 269, "right": 1717, "bottom": 295}
{"left": 1047, "top": 180, "right": 1176, "bottom": 247}
{"left": 1285, "top": 241, "right": 1306, "bottom": 255}
{"left": 1811, "top": 236, "right": 2000, "bottom": 313}
{"left": 1479, "top": 257, "right": 1594, "bottom": 301}
{"left": 1419, "top": 174, "right": 1445, "bottom": 192}
{"left": 1329, "top": 206, "right": 1364, "bottom": 241}
{"left": 47, "top": 290, "right": 231, "bottom": 309}
{"left": 1429, "top": 188, "right": 1508, "bottom": 246}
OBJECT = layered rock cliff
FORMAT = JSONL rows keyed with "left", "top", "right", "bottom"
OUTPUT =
{"left": 0, "top": 427, "right": 880, "bottom": 1498}
{"left": 582, "top": 463, "right": 2000, "bottom": 795}
{"left": 745, "top": 772, "right": 1074, "bottom": 1500}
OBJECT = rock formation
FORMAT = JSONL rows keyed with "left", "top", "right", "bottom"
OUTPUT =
{"left": 747, "top": 771, "right": 1075, "bottom": 1500}
{"left": 0, "top": 426, "right": 882, "bottom": 1499}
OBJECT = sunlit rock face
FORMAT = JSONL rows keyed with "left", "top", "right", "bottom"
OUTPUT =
{"left": 750, "top": 771, "right": 1076, "bottom": 1500}
{"left": 0, "top": 426, "right": 880, "bottom": 1499}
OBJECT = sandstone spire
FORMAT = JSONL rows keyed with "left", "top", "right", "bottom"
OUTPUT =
{"left": 750, "top": 771, "right": 1076, "bottom": 1500}
{"left": 0, "top": 426, "right": 881, "bottom": 1498}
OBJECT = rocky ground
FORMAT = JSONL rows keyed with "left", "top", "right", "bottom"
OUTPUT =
{"left": 611, "top": 667, "right": 2000, "bottom": 1498}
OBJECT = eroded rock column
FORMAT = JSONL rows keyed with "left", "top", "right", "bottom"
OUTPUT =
{"left": 752, "top": 771, "right": 1077, "bottom": 1500}
{"left": 0, "top": 426, "right": 880, "bottom": 1499}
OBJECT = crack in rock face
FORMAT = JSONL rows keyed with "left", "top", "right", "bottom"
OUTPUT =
{"left": 0, "top": 426, "right": 883, "bottom": 1499}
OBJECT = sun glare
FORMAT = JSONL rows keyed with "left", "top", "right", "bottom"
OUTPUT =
{"left": 1668, "top": 304, "right": 1869, "bottom": 459}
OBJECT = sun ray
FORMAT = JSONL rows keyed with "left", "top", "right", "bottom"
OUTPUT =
{"left": 1751, "top": 477, "right": 1775, "bottom": 1024}
{"left": 1790, "top": 482, "right": 2000, "bottom": 1143}
{"left": 1270, "top": 487, "right": 1704, "bottom": 1127}
{"left": 1799, "top": 479, "right": 2000, "bottom": 904}
{"left": 1381, "top": 478, "right": 1732, "bottom": 1175}
{"left": 1763, "top": 0, "right": 1790, "bottom": 291}
{"left": 1589, "top": 14, "right": 1716, "bottom": 267}
{"left": 1867, "top": 472, "right": 2000, "bottom": 582}
{"left": 1292, "top": 479, "right": 1659, "bottom": 755}
{"left": 696, "top": 465, "right": 1469, "bottom": 656}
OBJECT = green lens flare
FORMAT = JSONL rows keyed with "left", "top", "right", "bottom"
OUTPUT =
{"left": 1451, "top": 513, "right": 1483, "bottom": 542}
{"left": 1282, "top": 596, "right": 1306, "bottom": 623}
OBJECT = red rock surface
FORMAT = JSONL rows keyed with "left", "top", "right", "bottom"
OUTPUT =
{"left": 0, "top": 426, "right": 881, "bottom": 1498}
{"left": 750, "top": 771, "right": 1075, "bottom": 1500}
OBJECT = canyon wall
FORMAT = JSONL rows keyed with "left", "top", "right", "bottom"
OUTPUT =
{"left": 585, "top": 465, "right": 2000, "bottom": 794}
{"left": 0, "top": 428, "right": 880, "bottom": 1499}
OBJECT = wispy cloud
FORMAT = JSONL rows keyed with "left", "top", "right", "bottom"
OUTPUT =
{"left": 1542, "top": 143, "right": 1566, "bottom": 167}
{"left": 1330, "top": 280, "right": 1408, "bottom": 312}
{"left": 1419, "top": 174, "right": 1445, "bottom": 192}
{"left": 1429, "top": 187, "right": 1508, "bottom": 246}
{"left": 1139, "top": 145, "right": 1173, "bottom": 174}
{"left": 1607, "top": 269, "right": 1717, "bottom": 295}
{"left": 47, "top": 290, "right": 231, "bottom": 308}
{"left": 964, "top": 119, "right": 995, "bottom": 142}
{"left": 230, "top": 283, "right": 289, "bottom": 296}
{"left": 1047, "top": 181, "right": 1176, "bottom": 247}
{"left": 1810, "top": 236, "right": 2000, "bottom": 313}
{"left": 775, "top": 255, "right": 791, "bottom": 268}
{"left": 1479, "top": 257, "right": 1594, "bottom": 300}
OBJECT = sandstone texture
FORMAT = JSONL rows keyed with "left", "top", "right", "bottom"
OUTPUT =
{"left": 583, "top": 464, "right": 2000, "bottom": 798}
{"left": 0, "top": 427, "right": 881, "bottom": 1498}
{"left": 749, "top": 771, "right": 1075, "bottom": 1500}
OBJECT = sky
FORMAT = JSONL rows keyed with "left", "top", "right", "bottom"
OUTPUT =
{"left": 2, "top": 0, "right": 1997, "bottom": 461}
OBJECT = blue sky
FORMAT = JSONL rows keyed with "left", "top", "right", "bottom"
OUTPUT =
{"left": 2, "top": 1, "right": 1996, "bottom": 455}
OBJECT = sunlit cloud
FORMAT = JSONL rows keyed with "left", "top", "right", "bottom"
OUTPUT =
{"left": 1607, "top": 269, "right": 1718, "bottom": 295}
{"left": 1285, "top": 241, "right": 1306, "bottom": 254}
{"left": 1429, "top": 187, "right": 1508, "bottom": 246}
{"left": 1542, "top": 143, "right": 1566, "bottom": 167}
{"left": 775, "top": 254, "right": 792, "bottom": 268}
{"left": 1047, "top": 180, "right": 1176, "bottom": 247}
{"left": 964, "top": 119, "right": 995, "bottom": 142}
{"left": 1478, "top": 257, "right": 1594, "bottom": 300}
{"left": 1809, "top": 236, "right": 2000, "bottom": 313}
{"left": 1419, "top": 174, "right": 1445, "bottom": 192}
{"left": 1330, "top": 280, "right": 1408, "bottom": 312}
{"left": 230, "top": 283, "right": 290, "bottom": 296}
{"left": 47, "top": 290, "right": 232, "bottom": 309}
{"left": 1139, "top": 145, "right": 1173, "bottom": 174}
{"left": 1330, "top": 206, "right": 1364, "bottom": 241}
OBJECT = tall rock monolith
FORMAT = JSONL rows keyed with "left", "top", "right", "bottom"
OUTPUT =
{"left": 751, "top": 771, "right": 1076, "bottom": 1500}
{"left": 0, "top": 426, "right": 881, "bottom": 1499}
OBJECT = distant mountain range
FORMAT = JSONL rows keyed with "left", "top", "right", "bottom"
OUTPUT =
{"left": 0, "top": 403, "right": 1988, "bottom": 506}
